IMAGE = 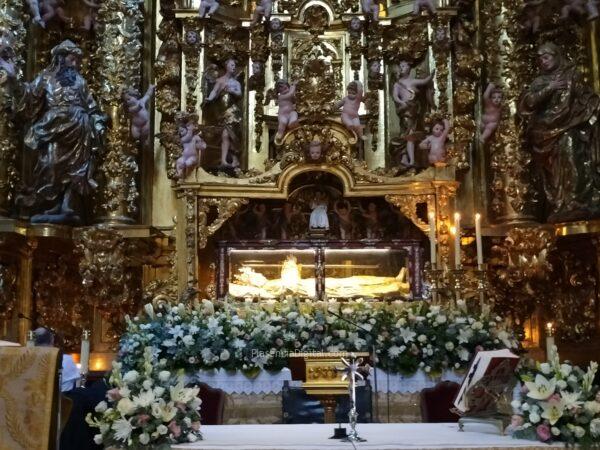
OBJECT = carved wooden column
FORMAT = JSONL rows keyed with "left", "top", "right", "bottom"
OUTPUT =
{"left": 17, "top": 239, "right": 36, "bottom": 345}
{"left": 95, "top": 0, "right": 144, "bottom": 224}
{"left": 482, "top": 0, "right": 537, "bottom": 224}
{"left": 0, "top": 1, "right": 26, "bottom": 217}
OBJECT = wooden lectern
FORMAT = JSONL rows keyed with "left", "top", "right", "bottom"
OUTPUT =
{"left": 289, "top": 352, "right": 370, "bottom": 423}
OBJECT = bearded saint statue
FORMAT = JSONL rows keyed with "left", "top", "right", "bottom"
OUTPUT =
{"left": 519, "top": 42, "right": 600, "bottom": 223}
{"left": 1, "top": 39, "right": 106, "bottom": 224}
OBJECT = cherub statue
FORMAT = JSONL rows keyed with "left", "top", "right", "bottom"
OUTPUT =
{"left": 359, "top": 201, "right": 381, "bottom": 239}
{"left": 335, "top": 80, "right": 364, "bottom": 140}
{"left": 39, "top": 0, "right": 69, "bottom": 27}
{"left": 82, "top": 0, "right": 101, "bottom": 31}
{"left": 392, "top": 61, "right": 435, "bottom": 167}
{"left": 310, "top": 191, "right": 329, "bottom": 230}
{"left": 271, "top": 79, "right": 298, "bottom": 141}
{"left": 362, "top": 0, "right": 379, "bottom": 21}
{"left": 202, "top": 59, "right": 242, "bottom": 168}
{"left": 199, "top": 0, "right": 219, "bottom": 17}
{"left": 248, "top": 60, "right": 263, "bottom": 91}
{"left": 480, "top": 83, "right": 502, "bottom": 143}
{"left": 561, "top": 0, "right": 599, "bottom": 21}
{"left": 251, "top": 0, "right": 272, "bottom": 25}
{"left": 419, "top": 118, "right": 451, "bottom": 165}
{"left": 413, "top": 0, "right": 436, "bottom": 16}
{"left": 334, "top": 199, "right": 354, "bottom": 239}
{"left": 26, "top": 0, "right": 45, "bottom": 27}
{"left": 368, "top": 60, "right": 383, "bottom": 88}
{"left": 176, "top": 119, "right": 206, "bottom": 179}
{"left": 307, "top": 140, "right": 323, "bottom": 162}
{"left": 122, "top": 84, "right": 155, "bottom": 144}
{"left": 522, "top": 0, "right": 544, "bottom": 34}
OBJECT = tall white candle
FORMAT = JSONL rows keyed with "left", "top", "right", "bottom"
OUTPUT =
{"left": 428, "top": 212, "right": 436, "bottom": 266}
{"left": 454, "top": 212, "right": 461, "bottom": 268}
{"left": 80, "top": 330, "right": 90, "bottom": 375}
{"left": 475, "top": 213, "right": 483, "bottom": 267}
{"left": 545, "top": 322, "right": 555, "bottom": 361}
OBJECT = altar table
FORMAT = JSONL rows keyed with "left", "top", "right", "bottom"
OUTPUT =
{"left": 173, "top": 423, "right": 562, "bottom": 450}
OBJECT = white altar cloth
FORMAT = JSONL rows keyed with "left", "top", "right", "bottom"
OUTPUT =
{"left": 188, "top": 369, "right": 294, "bottom": 394}
{"left": 190, "top": 368, "right": 463, "bottom": 394}
{"left": 173, "top": 423, "right": 561, "bottom": 450}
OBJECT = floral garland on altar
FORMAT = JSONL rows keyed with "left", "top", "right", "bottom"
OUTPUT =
{"left": 118, "top": 299, "right": 519, "bottom": 377}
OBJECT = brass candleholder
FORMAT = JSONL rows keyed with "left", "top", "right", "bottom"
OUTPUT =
{"left": 449, "top": 268, "right": 466, "bottom": 307}
{"left": 474, "top": 264, "right": 488, "bottom": 312}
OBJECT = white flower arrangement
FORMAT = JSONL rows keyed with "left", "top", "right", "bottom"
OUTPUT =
{"left": 86, "top": 347, "right": 202, "bottom": 448}
{"left": 511, "top": 347, "right": 600, "bottom": 446}
{"left": 117, "top": 299, "right": 518, "bottom": 378}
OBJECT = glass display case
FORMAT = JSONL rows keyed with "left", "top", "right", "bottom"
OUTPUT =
{"left": 216, "top": 240, "right": 424, "bottom": 300}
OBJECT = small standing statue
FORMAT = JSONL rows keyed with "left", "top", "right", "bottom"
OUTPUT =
{"left": 273, "top": 80, "right": 298, "bottom": 141}
{"left": 362, "top": 0, "right": 379, "bottom": 21}
{"left": 310, "top": 191, "right": 329, "bottom": 230}
{"left": 198, "top": 0, "right": 219, "bottom": 17}
{"left": 202, "top": 59, "right": 243, "bottom": 168}
{"left": 561, "top": 0, "right": 599, "bottom": 21}
{"left": 82, "top": 0, "right": 101, "bottom": 31}
{"left": 122, "top": 84, "right": 155, "bottom": 144}
{"left": 251, "top": 0, "right": 272, "bottom": 25}
{"left": 392, "top": 61, "right": 435, "bottom": 167}
{"left": 413, "top": 0, "right": 436, "bottom": 16}
{"left": 334, "top": 200, "right": 354, "bottom": 239}
{"left": 521, "top": 0, "right": 545, "bottom": 34}
{"left": 359, "top": 201, "right": 381, "bottom": 239}
{"left": 480, "top": 83, "right": 502, "bottom": 143}
{"left": 26, "top": 0, "right": 45, "bottom": 27}
{"left": 335, "top": 80, "right": 364, "bottom": 140}
{"left": 2, "top": 40, "right": 106, "bottom": 224}
{"left": 419, "top": 118, "right": 451, "bottom": 165}
{"left": 39, "top": 0, "right": 69, "bottom": 27}
{"left": 176, "top": 119, "right": 206, "bottom": 179}
{"left": 253, "top": 203, "right": 270, "bottom": 239}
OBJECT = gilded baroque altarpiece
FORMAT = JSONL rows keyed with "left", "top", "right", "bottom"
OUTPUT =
{"left": 0, "top": 0, "right": 598, "bottom": 364}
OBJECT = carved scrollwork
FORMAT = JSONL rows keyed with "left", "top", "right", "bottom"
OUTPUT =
{"left": 385, "top": 194, "right": 434, "bottom": 233}
{"left": 76, "top": 226, "right": 135, "bottom": 309}
{"left": 197, "top": 197, "right": 249, "bottom": 249}
{"left": 0, "top": 261, "right": 17, "bottom": 322}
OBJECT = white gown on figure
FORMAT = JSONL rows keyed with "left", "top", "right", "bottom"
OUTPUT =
{"left": 310, "top": 202, "right": 329, "bottom": 229}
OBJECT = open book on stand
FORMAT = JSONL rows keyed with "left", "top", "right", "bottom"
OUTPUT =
{"left": 453, "top": 349, "right": 519, "bottom": 417}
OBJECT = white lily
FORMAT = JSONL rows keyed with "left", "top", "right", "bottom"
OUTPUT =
{"left": 560, "top": 391, "right": 582, "bottom": 410}
{"left": 540, "top": 397, "right": 565, "bottom": 425}
{"left": 524, "top": 374, "right": 556, "bottom": 400}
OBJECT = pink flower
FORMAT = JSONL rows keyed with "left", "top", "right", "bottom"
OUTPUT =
{"left": 536, "top": 423, "right": 551, "bottom": 442}
{"left": 549, "top": 393, "right": 561, "bottom": 402}
{"left": 136, "top": 414, "right": 150, "bottom": 426}
{"left": 191, "top": 421, "right": 201, "bottom": 431}
{"left": 176, "top": 402, "right": 186, "bottom": 411}
{"left": 475, "top": 345, "right": 484, "bottom": 353}
{"left": 521, "top": 384, "right": 529, "bottom": 394}
{"left": 107, "top": 388, "right": 121, "bottom": 401}
{"left": 510, "top": 415, "right": 524, "bottom": 428}
{"left": 168, "top": 420, "right": 182, "bottom": 438}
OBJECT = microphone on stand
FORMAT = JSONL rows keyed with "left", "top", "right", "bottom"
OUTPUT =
{"left": 327, "top": 309, "right": 380, "bottom": 424}
{"left": 17, "top": 312, "right": 34, "bottom": 322}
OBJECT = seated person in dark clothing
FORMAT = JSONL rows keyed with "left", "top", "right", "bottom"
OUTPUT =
{"left": 60, "top": 378, "right": 109, "bottom": 450}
